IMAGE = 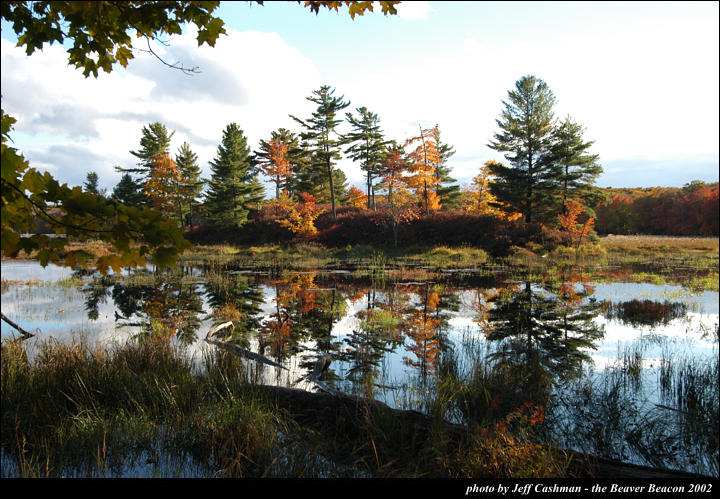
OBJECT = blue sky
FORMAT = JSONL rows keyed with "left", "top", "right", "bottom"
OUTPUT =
{"left": 1, "top": 1, "right": 718, "bottom": 194}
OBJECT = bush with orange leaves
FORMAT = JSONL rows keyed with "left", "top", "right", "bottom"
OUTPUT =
{"left": 346, "top": 186, "right": 368, "bottom": 209}
{"left": 276, "top": 192, "right": 325, "bottom": 240}
{"left": 454, "top": 402, "right": 567, "bottom": 477}
{"left": 559, "top": 199, "right": 595, "bottom": 250}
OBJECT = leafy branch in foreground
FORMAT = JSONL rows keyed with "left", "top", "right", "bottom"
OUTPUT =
{"left": 1, "top": 110, "right": 189, "bottom": 273}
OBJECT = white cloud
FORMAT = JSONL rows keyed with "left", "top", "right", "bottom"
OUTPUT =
{"left": 1, "top": 27, "right": 321, "bottom": 192}
{"left": 2, "top": 3, "right": 717, "bottom": 194}
{"left": 395, "top": 1, "right": 435, "bottom": 20}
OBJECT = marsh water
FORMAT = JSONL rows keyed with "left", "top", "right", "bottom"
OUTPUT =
{"left": 2, "top": 259, "right": 718, "bottom": 476}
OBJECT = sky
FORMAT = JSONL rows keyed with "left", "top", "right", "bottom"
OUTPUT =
{"left": 1, "top": 1, "right": 718, "bottom": 196}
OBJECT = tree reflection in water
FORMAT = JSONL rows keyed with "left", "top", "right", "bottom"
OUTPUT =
{"left": 77, "top": 269, "right": 606, "bottom": 404}
{"left": 81, "top": 270, "right": 205, "bottom": 344}
{"left": 481, "top": 277, "right": 604, "bottom": 411}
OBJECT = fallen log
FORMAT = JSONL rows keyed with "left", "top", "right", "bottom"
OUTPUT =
{"left": 204, "top": 321, "right": 288, "bottom": 371}
{"left": 205, "top": 338, "right": 288, "bottom": 371}
{"left": 248, "top": 383, "right": 713, "bottom": 479}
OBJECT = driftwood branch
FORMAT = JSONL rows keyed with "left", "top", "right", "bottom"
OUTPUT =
{"left": 204, "top": 321, "right": 288, "bottom": 371}
{"left": 1, "top": 312, "right": 34, "bottom": 338}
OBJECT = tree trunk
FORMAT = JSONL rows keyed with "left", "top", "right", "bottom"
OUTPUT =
{"left": 328, "top": 161, "right": 337, "bottom": 222}
{"left": 367, "top": 172, "right": 372, "bottom": 210}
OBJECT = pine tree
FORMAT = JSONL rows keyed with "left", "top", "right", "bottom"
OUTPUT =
{"left": 487, "top": 75, "right": 557, "bottom": 224}
{"left": 114, "top": 122, "right": 174, "bottom": 207}
{"left": 123, "top": 122, "right": 174, "bottom": 180}
{"left": 548, "top": 116, "right": 604, "bottom": 217}
{"left": 290, "top": 143, "right": 323, "bottom": 199}
{"left": 111, "top": 173, "right": 145, "bottom": 207}
{"left": 432, "top": 126, "right": 461, "bottom": 209}
{"left": 343, "top": 106, "right": 387, "bottom": 209}
{"left": 175, "top": 142, "right": 204, "bottom": 227}
{"left": 290, "top": 85, "right": 350, "bottom": 221}
{"left": 83, "top": 171, "right": 105, "bottom": 197}
{"left": 205, "top": 123, "right": 264, "bottom": 230}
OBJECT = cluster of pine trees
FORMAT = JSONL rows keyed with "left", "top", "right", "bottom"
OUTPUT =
{"left": 93, "top": 84, "right": 474, "bottom": 234}
{"left": 89, "top": 75, "right": 715, "bottom": 241}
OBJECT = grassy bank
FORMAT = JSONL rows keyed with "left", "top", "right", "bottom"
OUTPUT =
{"left": 1, "top": 337, "right": 570, "bottom": 478}
{"left": 3, "top": 235, "right": 717, "bottom": 291}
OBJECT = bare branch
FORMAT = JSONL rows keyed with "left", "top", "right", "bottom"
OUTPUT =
{"left": 1, "top": 312, "right": 34, "bottom": 338}
{"left": 131, "top": 37, "right": 201, "bottom": 76}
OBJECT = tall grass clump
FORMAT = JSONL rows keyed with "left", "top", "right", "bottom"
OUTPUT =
{"left": 0, "top": 337, "right": 290, "bottom": 477}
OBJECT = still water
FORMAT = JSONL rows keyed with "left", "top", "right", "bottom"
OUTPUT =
{"left": 1, "top": 260, "right": 718, "bottom": 475}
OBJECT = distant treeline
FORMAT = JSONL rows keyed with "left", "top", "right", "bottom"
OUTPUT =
{"left": 595, "top": 181, "right": 719, "bottom": 236}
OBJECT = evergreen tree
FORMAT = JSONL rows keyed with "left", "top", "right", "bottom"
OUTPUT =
{"left": 291, "top": 85, "right": 350, "bottom": 221}
{"left": 343, "top": 107, "right": 387, "bottom": 209}
{"left": 83, "top": 171, "right": 105, "bottom": 197}
{"left": 432, "top": 126, "right": 461, "bottom": 209}
{"left": 204, "top": 123, "right": 264, "bottom": 230}
{"left": 290, "top": 141, "right": 323, "bottom": 198}
{"left": 122, "top": 122, "right": 174, "bottom": 181}
{"left": 113, "top": 122, "right": 174, "bottom": 208}
{"left": 175, "top": 142, "right": 204, "bottom": 227}
{"left": 487, "top": 75, "right": 557, "bottom": 224}
{"left": 111, "top": 173, "right": 145, "bottom": 207}
{"left": 548, "top": 116, "right": 604, "bottom": 217}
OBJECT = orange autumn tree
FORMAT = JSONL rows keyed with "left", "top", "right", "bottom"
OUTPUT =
{"left": 276, "top": 192, "right": 325, "bottom": 240}
{"left": 261, "top": 272, "right": 319, "bottom": 358}
{"left": 347, "top": 186, "right": 368, "bottom": 208}
{"left": 404, "top": 126, "right": 441, "bottom": 215}
{"left": 377, "top": 143, "right": 408, "bottom": 208}
{"left": 463, "top": 161, "right": 522, "bottom": 220}
{"left": 559, "top": 199, "right": 595, "bottom": 251}
{"left": 403, "top": 286, "right": 441, "bottom": 379}
{"left": 144, "top": 153, "right": 183, "bottom": 224}
{"left": 258, "top": 137, "right": 293, "bottom": 199}
{"left": 374, "top": 142, "right": 420, "bottom": 247}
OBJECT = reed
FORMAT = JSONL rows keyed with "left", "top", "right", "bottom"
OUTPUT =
{"left": 1, "top": 336, "right": 572, "bottom": 478}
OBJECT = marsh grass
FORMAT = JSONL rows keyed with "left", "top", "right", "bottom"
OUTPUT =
{"left": 1, "top": 335, "right": 574, "bottom": 478}
{"left": 550, "top": 343, "right": 719, "bottom": 477}
{"left": 0, "top": 337, "right": 288, "bottom": 477}
{"left": 601, "top": 235, "right": 719, "bottom": 253}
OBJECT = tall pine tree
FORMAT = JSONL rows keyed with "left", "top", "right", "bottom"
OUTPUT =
{"left": 124, "top": 122, "right": 174, "bottom": 181}
{"left": 291, "top": 85, "right": 350, "bottom": 221}
{"left": 175, "top": 142, "right": 204, "bottom": 227}
{"left": 343, "top": 106, "right": 387, "bottom": 209}
{"left": 205, "top": 123, "right": 264, "bottom": 231}
{"left": 487, "top": 75, "right": 557, "bottom": 224}
{"left": 548, "top": 116, "right": 604, "bottom": 217}
{"left": 83, "top": 171, "right": 105, "bottom": 197}
{"left": 114, "top": 122, "right": 174, "bottom": 207}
